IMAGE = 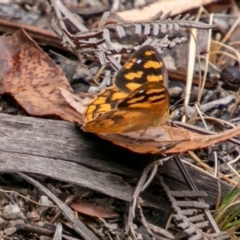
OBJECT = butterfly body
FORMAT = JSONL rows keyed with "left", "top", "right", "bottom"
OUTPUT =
{"left": 83, "top": 46, "right": 170, "bottom": 133}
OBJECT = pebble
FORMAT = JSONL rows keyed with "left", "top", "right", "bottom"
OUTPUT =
{"left": 2, "top": 204, "right": 22, "bottom": 220}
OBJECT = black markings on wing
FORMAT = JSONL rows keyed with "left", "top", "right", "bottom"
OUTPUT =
{"left": 117, "top": 82, "right": 169, "bottom": 113}
{"left": 115, "top": 45, "right": 168, "bottom": 93}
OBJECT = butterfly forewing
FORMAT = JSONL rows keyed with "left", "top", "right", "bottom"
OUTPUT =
{"left": 117, "top": 82, "right": 169, "bottom": 115}
{"left": 115, "top": 45, "right": 168, "bottom": 93}
{"left": 84, "top": 86, "right": 128, "bottom": 121}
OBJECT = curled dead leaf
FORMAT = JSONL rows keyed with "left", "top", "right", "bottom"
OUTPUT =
{"left": 0, "top": 29, "right": 82, "bottom": 124}
{"left": 95, "top": 124, "right": 240, "bottom": 154}
{"left": 61, "top": 85, "right": 240, "bottom": 154}
{"left": 70, "top": 198, "right": 119, "bottom": 219}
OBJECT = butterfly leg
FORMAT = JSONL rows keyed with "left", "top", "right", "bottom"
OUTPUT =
{"left": 132, "top": 127, "right": 148, "bottom": 144}
{"left": 167, "top": 120, "right": 178, "bottom": 141}
{"left": 140, "top": 127, "right": 148, "bottom": 136}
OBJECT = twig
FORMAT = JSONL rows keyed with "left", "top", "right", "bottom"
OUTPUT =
{"left": 18, "top": 173, "right": 100, "bottom": 240}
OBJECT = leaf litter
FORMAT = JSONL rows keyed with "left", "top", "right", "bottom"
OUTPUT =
{"left": 0, "top": 29, "right": 82, "bottom": 124}
{"left": 0, "top": 0, "right": 240, "bottom": 240}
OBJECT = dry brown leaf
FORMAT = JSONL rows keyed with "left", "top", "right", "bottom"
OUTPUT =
{"left": 59, "top": 87, "right": 92, "bottom": 115}
{"left": 95, "top": 124, "right": 240, "bottom": 154}
{"left": 61, "top": 88, "right": 240, "bottom": 155}
{"left": 0, "top": 29, "right": 82, "bottom": 124}
{"left": 116, "top": 0, "right": 218, "bottom": 21}
{"left": 70, "top": 198, "right": 119, "bottom": 219}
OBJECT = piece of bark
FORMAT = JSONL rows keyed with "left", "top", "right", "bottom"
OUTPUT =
{"left": 0, "top": 113, "right": 232, "bottom": 209}
{"left": 0, "top": 113, "right": 168, "bottom": 210}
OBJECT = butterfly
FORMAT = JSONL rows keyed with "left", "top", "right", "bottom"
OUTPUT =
{"left": 82, "top": 45, "right": 170, "bottom": 133}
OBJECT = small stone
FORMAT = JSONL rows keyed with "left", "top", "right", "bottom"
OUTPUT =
{"left": 7, "top": 219, "right": 24, "bottom": 228}
{"left": 38, "top": 196, "right": 53, "bottom": 217}
{"left": 0, "top": 217, "right": 5, "bottom": 225}
{"left": 39, "top": 196, "right": 53, "bottom": 206}
{"left": 26, "top": 210, "right": 40, "bottom": 221}
{"left": 134, "top": 0, "right": 146, "bottom": 8}
{"left": 3, "top": 227, "right": 16, "bottom": 236}
{"left": 3, "top": 204, "right": 22, "bottom": 220}
{"left": 40, "top": 236, "right": 52, "bottom": 240}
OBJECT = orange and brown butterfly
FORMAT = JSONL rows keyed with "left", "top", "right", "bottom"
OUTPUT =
{"left": 82, "top": 45, "right": 170, "bottom": 133}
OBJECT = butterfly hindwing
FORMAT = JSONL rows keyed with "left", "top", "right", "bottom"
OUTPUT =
{"left": 83, "top": 110, "right": 152, "bottom": 133}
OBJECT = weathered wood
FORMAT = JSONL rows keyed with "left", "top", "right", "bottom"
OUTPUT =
{"left": 0, "top": 113, "right": 232, "bottom": 210}
{"left": 0, "top": 113, "right": 168, "bottom": 210}
{"left": 163, "top": 160, "right": 231, "bottom": 206}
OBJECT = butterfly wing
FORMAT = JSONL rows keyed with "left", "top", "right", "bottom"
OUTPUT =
{"left": 83, "top": 86, "right": 128, "bottom": 122}
{"left": 117, "top": 82, "right": 169, "bottom": 115}
{"left": 83, "top": 46, "right": 170, "bottom": 133}
{"left": 83, "top": 110, "right": 152, "bottom": 133}
{"left": 84, "top": 45, "right": 169, "bottom": 122}
{"left": 115, "top": 45, "right": 168, "bottom": 93}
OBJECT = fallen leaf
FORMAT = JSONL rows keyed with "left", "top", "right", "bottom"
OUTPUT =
{"left": 62, "top": 85, "right": 240, "bottom": 155}
{"left": 59, "top": 87, "right": 92, "bottom": 115}
{"left": 0, "top": 29, "right": 82, "bottom": 124}
{"left": 70, "top": 198, "right": 119, "bottom": 219}
{"left": 94, "top": 124, "right": 240, "bottom": 154}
